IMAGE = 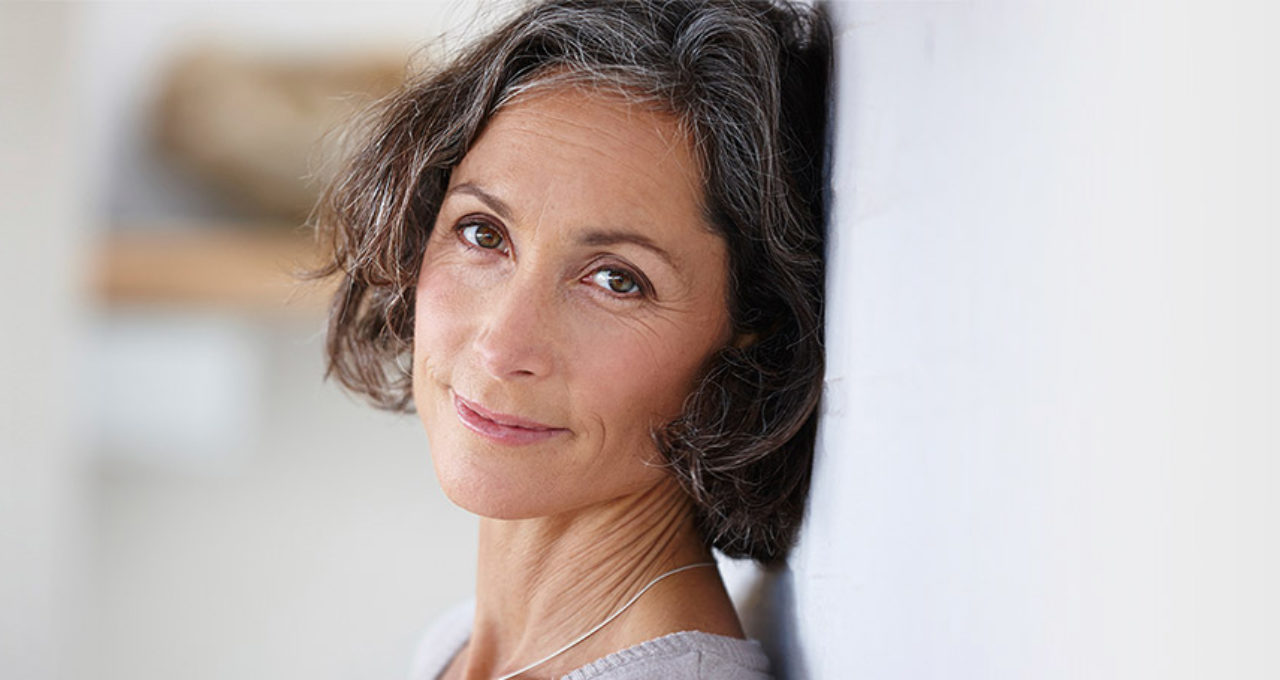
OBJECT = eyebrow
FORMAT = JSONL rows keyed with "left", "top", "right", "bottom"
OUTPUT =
{"left": 445, "top": 182, "right": 680, "bottom": 270}
{"left": 578, "top": 229, "right": 679, "bottom": 270}
{"left": 445, "top": 182, "right": 513, "bottom": 221}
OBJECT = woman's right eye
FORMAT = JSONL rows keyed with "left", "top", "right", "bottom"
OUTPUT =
{"left": 458, "top": 221, "right": 506, "bottom": 251}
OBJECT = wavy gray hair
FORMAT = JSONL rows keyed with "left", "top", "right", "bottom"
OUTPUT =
{"left": 310, "top": 0, "right": 830, "bottom": 564}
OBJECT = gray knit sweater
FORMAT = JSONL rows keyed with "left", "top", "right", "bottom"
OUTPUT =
{"left": 409, "top": 601, "right": 773, "bottom": 680}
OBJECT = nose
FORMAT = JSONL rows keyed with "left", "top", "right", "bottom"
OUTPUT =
{"left": 472, "top": 273, "right": 555, "bottom": 380}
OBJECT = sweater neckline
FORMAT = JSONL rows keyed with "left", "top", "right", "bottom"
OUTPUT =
{"left": 422, "top": 601, "right": 768, "bottom": 680}
{"left": 559, "top": 630, "right": 768, "bottom": 680}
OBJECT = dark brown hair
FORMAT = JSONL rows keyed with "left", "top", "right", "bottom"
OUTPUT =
{"left": 309, "top": 0, "right": 830, "bottom": 564}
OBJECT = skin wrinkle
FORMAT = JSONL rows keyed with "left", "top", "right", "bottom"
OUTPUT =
{"left": 493, "top": 482, "right": 690, "bottom": 604}
{"left": 504, "top": 133, "right": 681, "bottom": 230}
{"left": 469, "top": 479, "right": 708, "bottom": 678}
{"left": 504, "top": 81, "right": 708, "bottom": 223}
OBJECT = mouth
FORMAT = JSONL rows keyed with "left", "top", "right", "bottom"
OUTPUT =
{"left": 452, "top": 392, "right": 568, "bottom": 445}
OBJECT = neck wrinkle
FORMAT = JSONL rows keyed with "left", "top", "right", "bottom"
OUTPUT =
{"left": 467, "top": 477, "right": 709, "bottom": 679}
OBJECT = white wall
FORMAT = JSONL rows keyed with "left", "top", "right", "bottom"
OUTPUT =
{"left": 783, "top": 2, "right": 1278, "bottom": 678}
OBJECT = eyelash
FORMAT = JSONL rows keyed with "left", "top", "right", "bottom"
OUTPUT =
{"left": 453, "top": 217, "right": 653, "bottom": 300}
{"left": 457, "top": 219, "right": 508, "bottom": 253}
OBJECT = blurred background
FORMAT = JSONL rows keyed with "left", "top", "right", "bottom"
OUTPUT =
{"left": 1, "top": 3, "right": 509, "bottom": 679}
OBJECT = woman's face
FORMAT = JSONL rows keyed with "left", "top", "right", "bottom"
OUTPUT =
{"left": 412, "top": 87, "right": 733, "bottom": 519}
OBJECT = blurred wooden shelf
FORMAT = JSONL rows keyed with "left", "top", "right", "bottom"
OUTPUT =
{"left": 91, "top": 223, "right": 336, "bottom": 315}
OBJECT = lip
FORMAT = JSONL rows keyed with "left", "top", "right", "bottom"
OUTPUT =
{"left": 452, "top": 392, "right": 568, "bottom": 445}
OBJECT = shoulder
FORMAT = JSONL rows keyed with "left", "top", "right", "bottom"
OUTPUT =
{"left": 408, "top": 599, "right": 474, "bottom": 680}
{"left": 562, "top": 631, "right": 773, "bottom": 680}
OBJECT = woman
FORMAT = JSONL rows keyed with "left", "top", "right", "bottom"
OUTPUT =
{"left": 310, "top": 1, "right": 829, "bottom": 677}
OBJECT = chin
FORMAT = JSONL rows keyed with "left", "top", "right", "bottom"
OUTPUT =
{"left": 435, "top": 471, "right": 542, "bottom": 520}
{"left": 430, "top": 443, "right": 672, "bottom": 523}
{"left": 427, "top": 436, "right": 570, "bottom": 520}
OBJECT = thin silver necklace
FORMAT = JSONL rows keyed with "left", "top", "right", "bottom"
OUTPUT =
{"left": 493, "top": 561, "right": 717, "bottom": 680}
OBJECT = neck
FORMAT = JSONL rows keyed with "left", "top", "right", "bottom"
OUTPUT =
{"left": 458, "top": 478, "right": 740, "bottom": 679}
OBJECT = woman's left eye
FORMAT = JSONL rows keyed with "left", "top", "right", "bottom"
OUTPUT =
{"left": 590, "top": 268, "right": 642, "bottom": 296}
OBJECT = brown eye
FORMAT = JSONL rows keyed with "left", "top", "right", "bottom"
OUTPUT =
{"left": 460, "top": 223, "right": 505, "bottom": 250}
{"left": 590, "top": 268, "right": 641, "bottom": 295}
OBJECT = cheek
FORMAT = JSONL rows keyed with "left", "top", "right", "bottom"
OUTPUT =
{"left": 412, "top": 254, "right": 470, "bottom": 400}
{"left": 572, "top": 318, "right": 718, "bottom": 440}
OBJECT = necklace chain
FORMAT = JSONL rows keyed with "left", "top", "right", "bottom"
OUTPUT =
{"left": 494, "top": 561, "right": 717, "bottom": 680}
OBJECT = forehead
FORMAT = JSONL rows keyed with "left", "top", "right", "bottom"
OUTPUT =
{"left": 449, "top": 86, "right": 709, "bottom": 237}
